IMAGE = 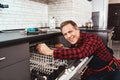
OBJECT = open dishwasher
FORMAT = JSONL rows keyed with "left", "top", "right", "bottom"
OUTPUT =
{"left": 29, "top": 40, "right": 92, "bottom": 80}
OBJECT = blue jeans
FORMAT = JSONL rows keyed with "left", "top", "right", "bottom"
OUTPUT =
{"left": 86, "top": 71, "right": 120, "bottom": 80}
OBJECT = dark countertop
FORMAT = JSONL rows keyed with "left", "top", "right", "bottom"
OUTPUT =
{"left": 56, "top": 27, "right": 114, "bottom": 32}
{"left": 0, "top": 27, "right": 114, "bottom": 47}
{"left": 79, "top": 27, "right": 114, "bottom": 32}
{"left": 0, "top": 30, "right": 61, "bottom": 47}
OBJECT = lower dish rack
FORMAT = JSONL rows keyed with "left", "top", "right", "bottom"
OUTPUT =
{"left": 30, "top": 53, "right": 68, "bottom": 80}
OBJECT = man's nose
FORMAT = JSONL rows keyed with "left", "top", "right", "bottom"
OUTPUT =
{"left": 66, "top": 33, "right": 71, "bottom": 38}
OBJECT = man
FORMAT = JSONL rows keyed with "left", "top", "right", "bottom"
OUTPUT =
{"left": 36, "top": 20, "right": 120, "bottom": 80}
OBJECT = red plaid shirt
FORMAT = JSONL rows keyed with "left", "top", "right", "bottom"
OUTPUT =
{"left": 54, "top": 32, "right": 113, "bottom": 62}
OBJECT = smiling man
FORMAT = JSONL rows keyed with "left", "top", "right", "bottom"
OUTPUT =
{"left": 36, "top": 20, "right": 120, "bottom": 80}
{"left": 60, "top": 22, "right": 80, "bottom": 45}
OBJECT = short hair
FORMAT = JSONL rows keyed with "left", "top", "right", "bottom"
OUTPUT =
{"left": 60, "top": 20, "right": 78, "bottom": 31}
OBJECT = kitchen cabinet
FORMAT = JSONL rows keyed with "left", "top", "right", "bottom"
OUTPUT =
{"left": 0, "top": 30, "right": 62, "bottom": 80}
{"left": 0, "top": 42, "right": 30, "bottom": 80}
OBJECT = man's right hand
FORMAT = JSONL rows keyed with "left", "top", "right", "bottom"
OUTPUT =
{"left": 36, "top": 43, "right": 53, "bottom": 56}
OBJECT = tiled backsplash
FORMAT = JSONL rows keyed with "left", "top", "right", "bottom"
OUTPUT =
{"left": 0, "top": 0, "right": 92, "bottom": 30}
{"left": 48, "top": 0, "right": 92, "bottom": 27}
{"left": 0, "top": 0, "right": 48, "bottom": 30}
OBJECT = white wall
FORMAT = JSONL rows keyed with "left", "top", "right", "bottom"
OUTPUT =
{"left": 0, "top": 0, "right": 92, "bottom": 30}
{"left": 92, "top": 0, "right": 109, "bottom": 28}
{"left": 0, "top": 0, "right": 48, "bottom": 30}
{"left": 48, "top": 0, "right": 92, "bottom": 27}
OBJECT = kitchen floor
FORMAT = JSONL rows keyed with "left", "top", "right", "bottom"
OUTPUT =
{"left": 112, "top": 41, "right": 120, "bottom": 59}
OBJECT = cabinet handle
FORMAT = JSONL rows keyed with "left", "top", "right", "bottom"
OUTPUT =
{"left": 0, "top": 57, "right": 6, "bottom": 61}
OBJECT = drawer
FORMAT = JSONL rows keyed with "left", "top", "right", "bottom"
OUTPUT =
{"left": 0, "top": 42, "right": 30, "bottom": 69}
{"left": 0, "top": 60, "right": 30, "bottom": 80}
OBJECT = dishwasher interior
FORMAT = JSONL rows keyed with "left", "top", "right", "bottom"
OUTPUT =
{"left": 29, "top": 37, "right": 88, "bottom": 80}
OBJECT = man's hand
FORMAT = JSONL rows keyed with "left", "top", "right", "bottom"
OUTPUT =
{"left": 36, "top": 43, "right": 53, "bottom": 56}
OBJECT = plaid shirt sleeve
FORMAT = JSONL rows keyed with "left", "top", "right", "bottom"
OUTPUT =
{"left": 53, "top": 32, "right": 113, "bottom": 62}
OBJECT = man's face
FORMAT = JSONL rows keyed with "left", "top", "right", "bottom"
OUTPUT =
{"left": 61, "top": 24, "right": 80, "bottom": 44}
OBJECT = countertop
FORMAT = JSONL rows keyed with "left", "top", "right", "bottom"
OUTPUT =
{"left": 56, "top": 27, "right": 114, "bottom": 32}
{"left": 79, "top": 27, "right": 114, "bottom": 32}
{"left": 0, "top": 27, "right": 113, "bottom": 47}
{"left": 0, "top": 29, "right": 61, "bottom": 47}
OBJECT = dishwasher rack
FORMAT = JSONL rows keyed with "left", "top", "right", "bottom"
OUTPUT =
{"left": 30, "top": 52, "right": 69, "bottom": 80}
{"left": 30, "top": 53, "right": 68, "bottom": 75}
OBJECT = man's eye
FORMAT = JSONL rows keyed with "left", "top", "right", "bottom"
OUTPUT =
{"left": 68, "top": 31, "right": 72, "bottom": 33}
{"left": 64, "top": 33, "right": 67, "bottom": 36}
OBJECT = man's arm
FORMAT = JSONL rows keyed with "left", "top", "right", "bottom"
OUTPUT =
{"left": 36, "top": 43, "right": 54, "bottom": 56}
